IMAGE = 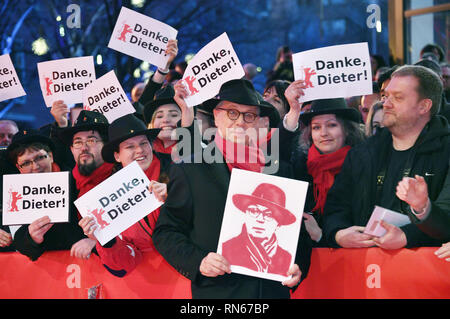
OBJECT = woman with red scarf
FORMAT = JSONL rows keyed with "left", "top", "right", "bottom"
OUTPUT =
{"left": 143, "top": 82, "right": 194, "bottom": 166}
{"left": 79, "top": 114, "right": 169, "bottom": 277}
{"left": 290, "top": 98, "right": 365, "bottom": 247}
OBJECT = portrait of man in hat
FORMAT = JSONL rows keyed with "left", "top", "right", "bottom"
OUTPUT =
{"left": 221, "top": 183, "right": 296, "bottom": 277}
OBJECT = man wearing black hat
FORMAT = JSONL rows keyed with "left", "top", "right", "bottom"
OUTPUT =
{"left": 153, "top": 79, "right": 312, "bottom": 299}
{"left": 57, "top": 110, "right": 113, "bottom": 259}
{"left": 58, "top": 110, "right": 112, "bottom": 194}
{"left": 323, "top": 65, "right": 450, "bottom": 249}
{"left": 3, "top": 129, "right": 86, "bottom": 260}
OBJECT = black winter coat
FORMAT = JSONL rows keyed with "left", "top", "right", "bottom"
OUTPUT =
{"left": 323, "top": 115, "right": 450, "bottom": 247}
{"left": 153, "top": 145, "right": 312, "bottom": 299}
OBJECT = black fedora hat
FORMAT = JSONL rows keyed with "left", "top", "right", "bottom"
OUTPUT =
{"left": 202, "top": 79, "right": 280, "bottom": 128}
{"left": 143, "top": 85, "right": 177, "bottom": 125}
{"left": 58, "top": 110, "right": 109, "bottom": 145}
{"left": 300, "top": 98, "right": 362, "bottom": 126}
{"left": 6, "top": 129, "right": 55, "bottom": 161}
{"left": 101, "top": 114, "right": 161, "bottom": 163}
{"left": 232, "top": 183, "right": 296, "bottom": 226}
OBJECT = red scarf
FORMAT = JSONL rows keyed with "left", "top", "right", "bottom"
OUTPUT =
{"left": 152, "top": 137, "right": 176, "bottom": 155}
{"left": 214, "top": 130, "right": 266, "bottom": 173}
{"left": 140, "top": 154, "right": 162, "bottom": 235}
{"left": 307, "top": 145, "right": 351, "bottom": 214}
{"left": 72, "top": 162, "right": 114, "bottom": 197}
{"left": 51, "top": 163, "right": 61, "bottom": 172}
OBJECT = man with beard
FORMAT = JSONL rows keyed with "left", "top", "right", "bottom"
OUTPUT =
{"left": 58, "top": 110, "right": 113, "bottom": 259}
{"left": 323, "top": 65, "right": 450, "bottom": 249}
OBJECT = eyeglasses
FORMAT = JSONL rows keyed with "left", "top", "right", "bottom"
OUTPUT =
{"left": 246, "top": 207, "right": 274, "bottom": 222}
{"left": 216, "top": 108, "right": 259, "bottom": 123}
{"left": 18, "top": 154, "right": 49, "bottom": 169}
{"left": 72, "top": 137, "right": 101, "bottom": 149}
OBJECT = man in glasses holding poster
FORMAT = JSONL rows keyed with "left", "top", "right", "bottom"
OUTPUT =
{"left": 153, "top": 79, "right": 312, "bottom": 299}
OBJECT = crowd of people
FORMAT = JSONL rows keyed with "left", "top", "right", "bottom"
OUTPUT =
{"left": 0, "top": 40, "right": 449, "bottom": 299}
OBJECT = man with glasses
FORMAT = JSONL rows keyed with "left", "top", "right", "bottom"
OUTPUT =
{"left": 4, "top": 129, "right": 85, "bottom": 260}
{"left": 323, "top": 65, "right": 450, "bottom": 249}
{"left": 222, "top": 183, "right": 296, "bottom": 277}
{"left": 57, "top": 110, "right": 113, "bottom": 259}
{"left": 153, "top": 79, "right": 312, "bottom": 299}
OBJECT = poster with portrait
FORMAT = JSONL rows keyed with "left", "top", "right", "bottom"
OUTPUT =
{"left": 217, "top": 169, "right": 308, "bottom": 282}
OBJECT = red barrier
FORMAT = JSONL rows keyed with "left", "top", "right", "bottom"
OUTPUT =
{"left": 0, "top": 247, "right": 449, "bottom": 299}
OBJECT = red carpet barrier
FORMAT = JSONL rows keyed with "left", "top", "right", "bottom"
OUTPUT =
{"left": 0, "top": 247, "right": 449, "bottom": 299}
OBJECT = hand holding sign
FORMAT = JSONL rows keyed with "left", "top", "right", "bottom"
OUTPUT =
{"left": 284, "top": 80, "right": 306, "bottom": 111}
{"left": 28, "top": 216, "right": 54, "bottom": 245}
{"left": 163, "top": 39, "right": 179, "bottom": 71}
{"left": 82, "top": 70, "right": 136, "bottom": 123}
{"left": 50, "top": 100, "right": 69, "bottom": 128}
{"left": 79, "top": 216, "right": 97, "bottom": 242}
{"left": 0, "top": 230, "right": 12, "bottom": 248}
{"left": 74, "top": 161, "right": 163, "bottom": 246}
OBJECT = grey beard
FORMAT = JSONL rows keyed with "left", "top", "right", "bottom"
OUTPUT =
{"left": 78, "top": 160, "right": 98, "bottom": 176}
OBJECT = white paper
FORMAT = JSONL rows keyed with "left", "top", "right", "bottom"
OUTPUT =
{"left": 364, "top": 205, "right": 411, "bottom": 237}
{"left": 0, "top": 54, "right": 26, "bottom": 102}
{"left": 182, "top": 32, "right": 245, "bottom": 107}
{"left": 107, "top": 6, "right": 178, "bottom": 69}
{"left": 82, "top": 70, "right": 136, "bottom": 123}
{"left": 74, "top": 161, "right": 162, "bottom": 246}
{"left": 37, "top": 56, "right": 95, "bottom": 107}
{"left": 2, "top": 172, "right": 70, "bottom": 225}
{"left": 216, "top": 169, "right": 308, "bottom": 282}
{"left": 292, "top": 42, "right": 373, "bottom": 102}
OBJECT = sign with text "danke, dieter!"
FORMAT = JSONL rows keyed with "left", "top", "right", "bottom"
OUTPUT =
{"left": 108, "top": 6, "right": 178, "bottom": 69}
{"left": 0, "top": 54, "right": 26, "bottom": 102}
{"left": 2, "top": 172, "right": 70, "bottom": 226}
{"left": 292, "top": 42, "right": 373, "bottom": 102}
{"left": 82, "top": 70, "right": 136, "bottom": 123}
{"left": 182, "top": 32, "right": 245, "bottom": 108}
{"left": 74, "top": 161, "right": 162, "bottom": 246}
{"left": 37, "top": 56, "right": 96, "bottom": 107}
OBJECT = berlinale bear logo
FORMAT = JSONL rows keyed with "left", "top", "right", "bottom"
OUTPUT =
{"left": 118, "top": 23, "right": 133, "bottom": 42}
{"left": 8, "top": 189, "right": 22, "bottom": 212}
{"left": 89, "top": 208, "right": 110, "bottom": 230}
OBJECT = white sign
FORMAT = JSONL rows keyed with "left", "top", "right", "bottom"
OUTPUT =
{"left": 292, "top": 42, "right": 373, "bottom": 102}
{"left": 107, "top": 6, "right": 178, "bottom": 69}
{"left": 37, "top": 56, "right": 96, "bottom": 107}
{"left": 74, "top": 161, "right": 162, "bottom": 246}
{"left": 182, "top": 33, "right": 245, "bottom": 107}
{"left": 364, "top": 206, "right": 411, "bottom": 237}
{"left": 217, "top": 169, "right": 308, "bottom": 283}
{"left": 82, "top": 70, "right": 136, "bottom": 123}
{"left": 0, "top": 54, "right": 26, "bottom": 102}
{"left": 2, "top": 172, "right": 70, "bottom": 225}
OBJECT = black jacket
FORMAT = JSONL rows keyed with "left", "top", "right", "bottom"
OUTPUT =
{"left": 153, "top": 144, "right": 312, "bottom": 299}
{"left": 323, "top": 115, "right": 450, "bottom": 247}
